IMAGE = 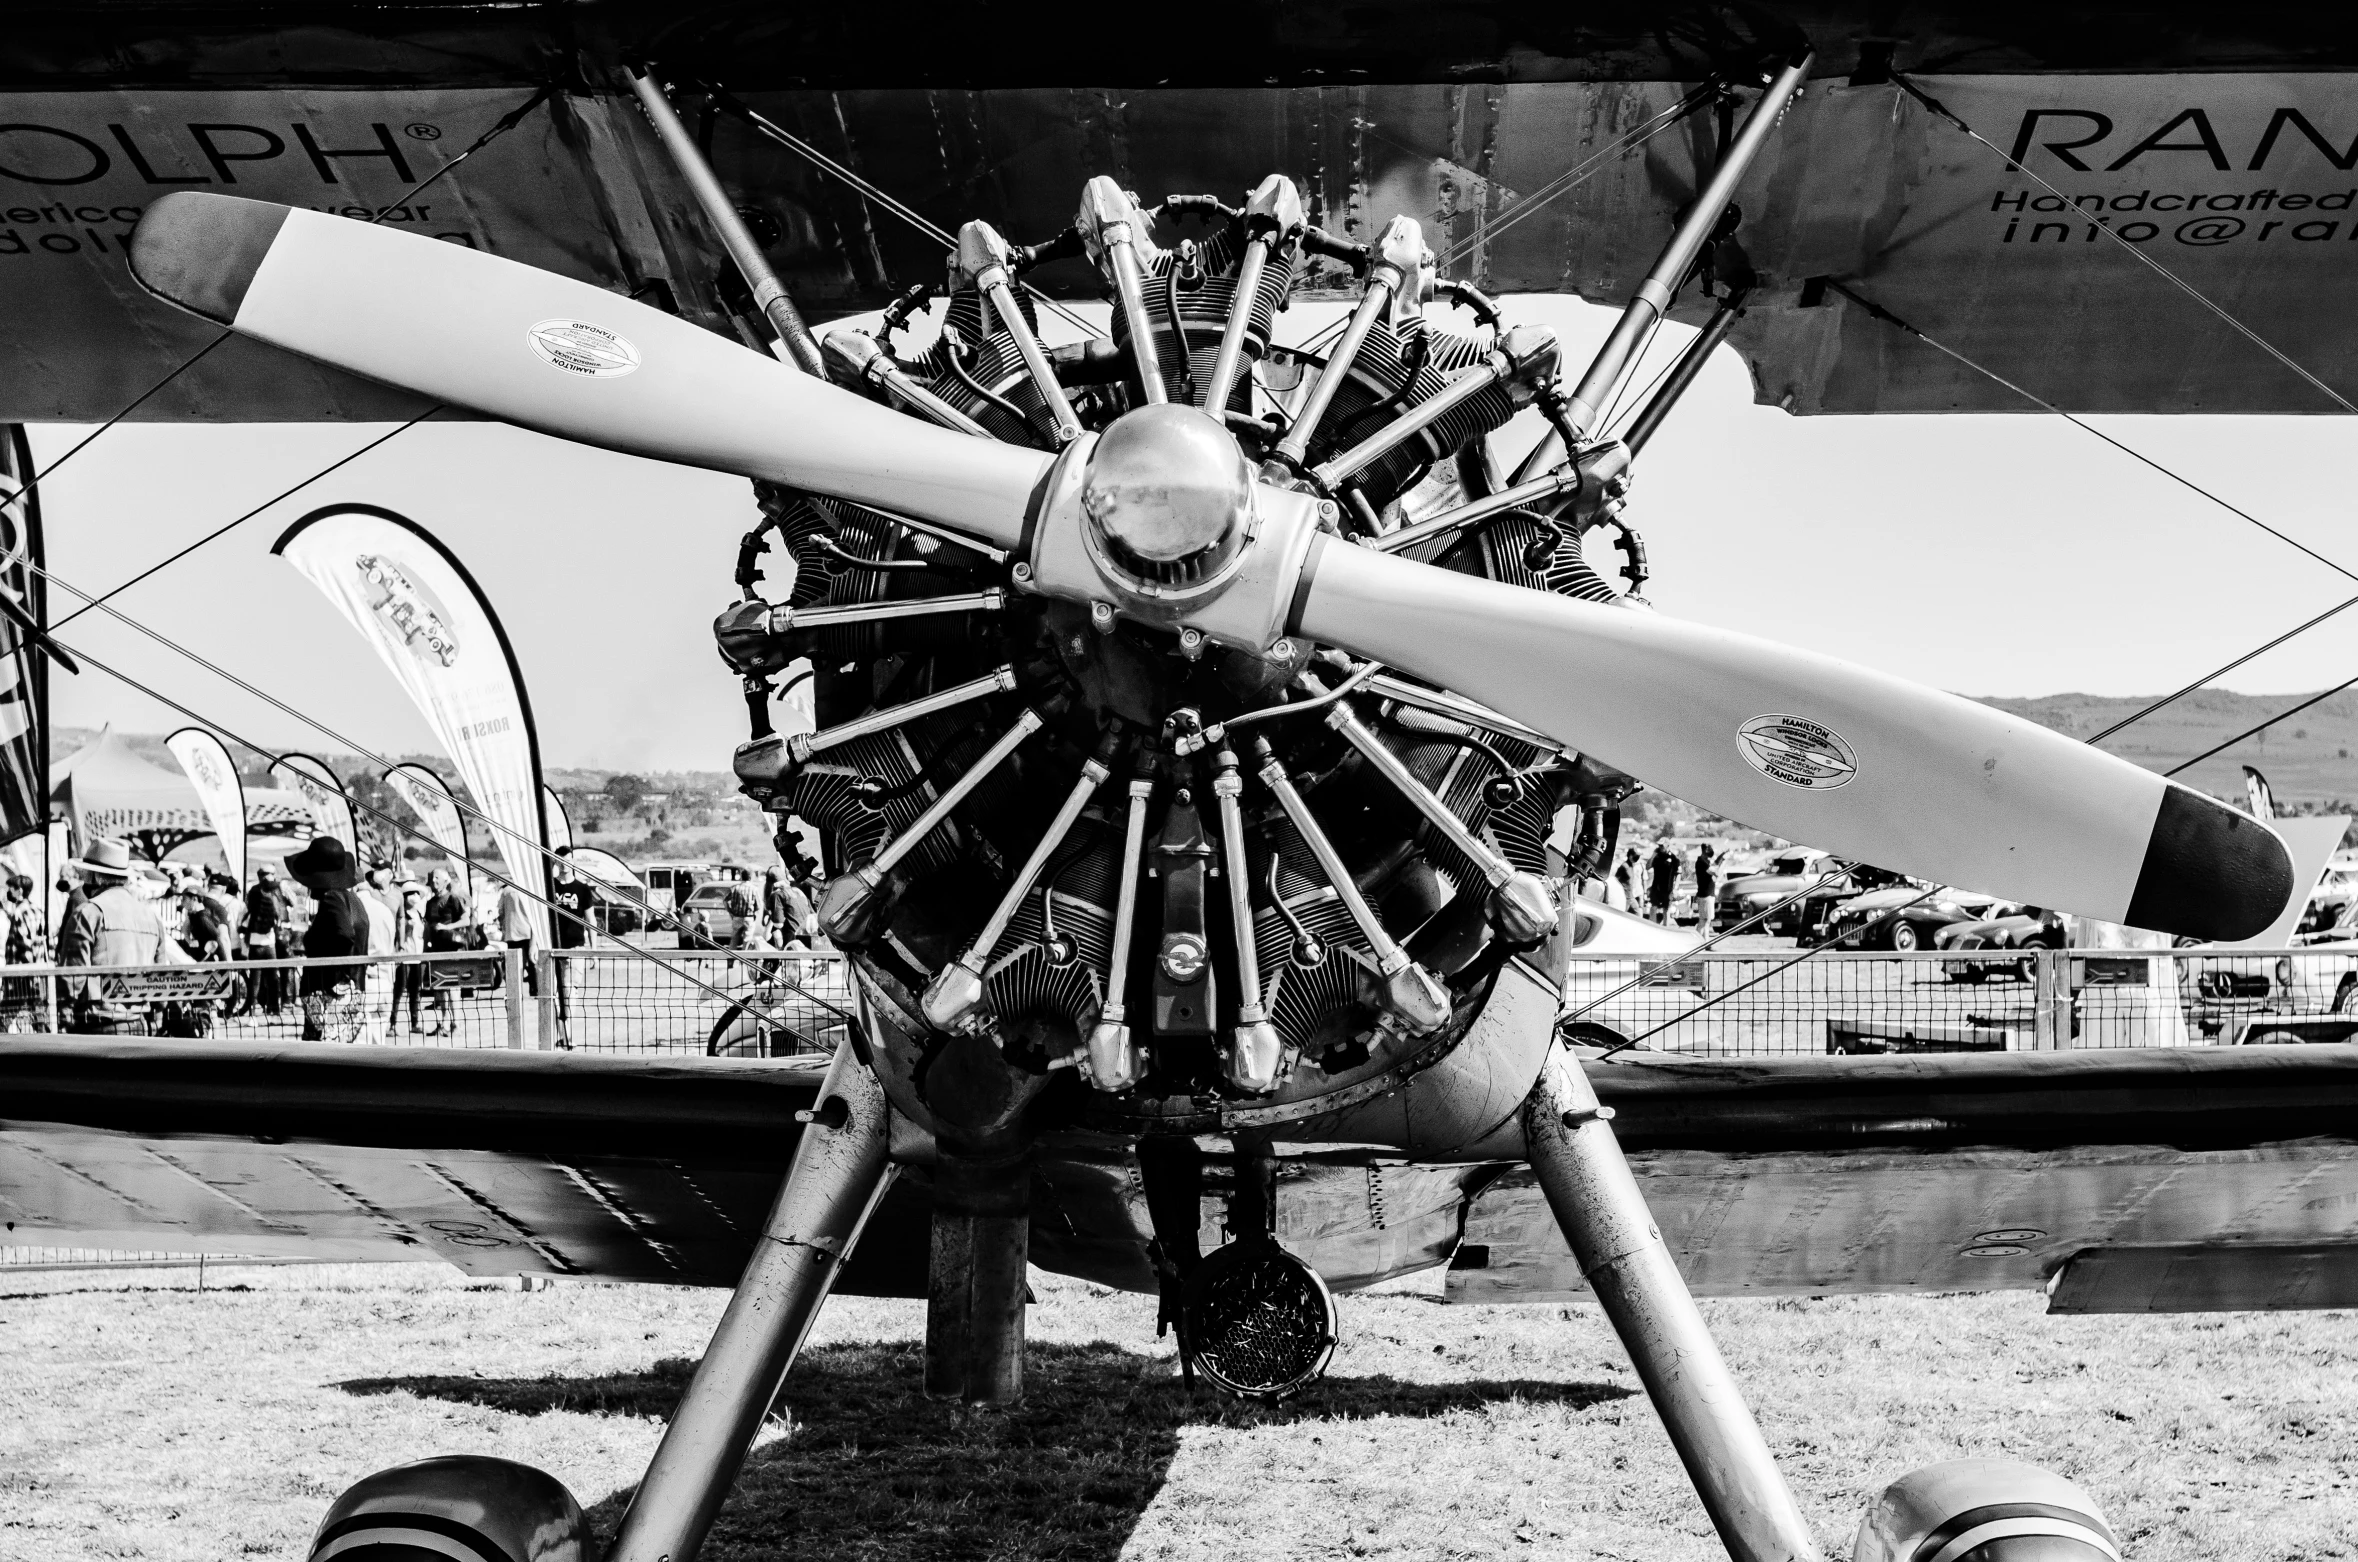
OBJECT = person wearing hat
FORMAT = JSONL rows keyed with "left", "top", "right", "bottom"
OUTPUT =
{"left": 286, "top": 836, "right": 369, "bottom": 1042}
{"left": 53, "top": 837, "right": 186, "bottom": 1033}
{"left": 244, "top": 864, "right": 292, "bottom": 1015}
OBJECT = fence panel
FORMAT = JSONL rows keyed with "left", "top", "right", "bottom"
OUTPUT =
{"left": 1559, "top": 945, "right": 2358, "bottom": 1056}
{"left": 0, "top": 945, "right": 855, "bottom": 1057}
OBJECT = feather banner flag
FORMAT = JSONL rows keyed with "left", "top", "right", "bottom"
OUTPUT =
{"left": 167, "top": 728, "right": 248, "bottom": 886}
{"left": 384, "top": 763, "right": 467, "bottom": 863}
{"left": 275, "top": 752, "right": 357, "bottom": 856}
{"left": 542, "top": 784, "right": 573, "bottom": 856}
{"left": 276, "top": 504, "right": 550, "bottom": 944}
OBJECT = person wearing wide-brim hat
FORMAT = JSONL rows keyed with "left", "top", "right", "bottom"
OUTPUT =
{"left": 287, "top": 836, "right": 368, "bottom": 1041}
{"left": 52, "top": 837, "right": 183, "bottom": 1032}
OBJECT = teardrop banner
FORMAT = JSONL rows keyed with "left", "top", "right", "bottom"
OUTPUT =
{"left": 542, "top": 783, "right": 573, "bottom": 856}
{"left": 384, "top": 761, "right": 469, "bottom": 880}
{"left": 274, "top": 751, "right": 357, "bottom": 856}
{"left": 167, "top": 727, "right": 248, "bottom": 886}
{"left": 275, "top": 504, "right": 550, "bottom": 945}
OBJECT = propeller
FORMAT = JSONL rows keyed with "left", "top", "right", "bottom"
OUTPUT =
{"left": 131, "top": 194, "right": 2294, "bottom": 943}
{"left": 126, "top": 193, "right": 1048, "bottom": 547}
{"left": 1295, "top": 541, "right": 2292, "bottom": 941}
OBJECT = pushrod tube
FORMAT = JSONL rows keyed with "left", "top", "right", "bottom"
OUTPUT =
{"left": 1515, "top": 51, "right": 1811, "bottom": 480}
{"left": 772, "top": 590, "right": 1004, "bottom": 634}
{"left": 1523, "top": 1047, "right": 1825, "bottom": 1562}
{"left": 1272, "top": 282, "right": 1392, "bottom": 468}
{"left": 804, "top": 667, "right": 1016, "bottom": 756}
{"left": 605, "top": 1036, "right": 896, "bottom": 1562}
{"left": 1202, "top": 236, "right": 1272, "bottom": 412}
{"left": 1312, "top": 362, "right": 1499, "bottom": 489}
{"left": 626, "top": 66, "right": 826, "bottom": 377}
{"left": 1212, "top": 746, "right": 1282, "bottom": 1091}
{"left": 1105, "top": 237, "right": 1169, "bottom": 405}
{"left": 1367, "top": 466, "right": 1581, "bottom": 556}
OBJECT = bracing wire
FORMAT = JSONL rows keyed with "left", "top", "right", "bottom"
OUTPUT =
{"left": 694, "top": 79, "right": 1105, "bottom": 344}
{"left": 52, "top": 409, "right": 448, "bottom": 629}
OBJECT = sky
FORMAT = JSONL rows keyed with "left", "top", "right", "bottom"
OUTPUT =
{"left": 26, "top": 293, "right": 2358, "bottom": 773}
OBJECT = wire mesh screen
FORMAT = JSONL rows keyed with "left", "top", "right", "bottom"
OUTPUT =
{"left": 1559, "top": 948, "right": 2358, "bottom": 1055}
{"left": 0, "top": 947, "right": 856, "bottom": 1057}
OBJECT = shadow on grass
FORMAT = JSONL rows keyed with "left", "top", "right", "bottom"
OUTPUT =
{"left": 343, "top": 1340, "right": 1632, "bottom": 1560}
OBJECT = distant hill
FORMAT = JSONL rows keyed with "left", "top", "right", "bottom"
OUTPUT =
{"left": 1980, "top": 689, "right": 2358, "bottom": 810}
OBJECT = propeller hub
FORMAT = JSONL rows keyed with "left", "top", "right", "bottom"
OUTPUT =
{"left": 1080, "top": 405, "right": 1253, "bottom": 595}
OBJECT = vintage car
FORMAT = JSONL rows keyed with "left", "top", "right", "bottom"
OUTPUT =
{"left": 1932, "top": 906, "right": 2065, "bottom": 981}
{"left": 1817, "top": 885, "right": 2003, "bottom": 951}
{"left": 1712, "top": 850, "right": 1893, "bottom": 939}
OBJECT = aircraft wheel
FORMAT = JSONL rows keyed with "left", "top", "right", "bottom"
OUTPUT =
{"left": 1557, "top": 1020, "right": 1632, "bottom": 1050}
{"left": 1853, "top": 1458, "right": 2116, "bottom": 1562}
{"left": 308, "top": 1455, "right": 587, "bottom": 1562}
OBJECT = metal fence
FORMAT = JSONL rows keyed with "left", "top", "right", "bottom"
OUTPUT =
{"left": 0, "top": 945, "right": 855, "bottom": 1057}
{"left": 1560, "top": 946, "right": 2358, "bottom": 1055}
{"left": 8, "top": 944, "right": 2352, "bottom": 1061}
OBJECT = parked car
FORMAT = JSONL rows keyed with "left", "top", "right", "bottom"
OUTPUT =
{"left": 636, "top": 861, "right": 711, "bottom": 917}
{"left": 681, "top": 879, "right": 760, "bottom": 948}
{"left": 1712, "top": 851, "right": 1894, "bottom": 939}
{"left": 1933, "top": 906, "right": 2065, "bottom": 981}
{"left": 1818, "top": 885, "right": 2002, "bottom": 951}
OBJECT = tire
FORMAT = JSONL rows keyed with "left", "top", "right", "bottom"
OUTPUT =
{"left": 1889, "top": 921, "right": 1920, "bottom": 952}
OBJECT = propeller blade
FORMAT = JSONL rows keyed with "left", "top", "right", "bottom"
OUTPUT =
{"left": 1296, "top": 543, "right": 2291, "bottom": 940}
{"left": 127, "top": 192, "right": 1048, "bottom": 547}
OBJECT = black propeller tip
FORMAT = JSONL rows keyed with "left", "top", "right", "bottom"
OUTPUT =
{"left": 2125, "top": 784, "right": 2295, "bottom": 941}
{"left": 127, "top": 192, "right": 290, "bottom": 326}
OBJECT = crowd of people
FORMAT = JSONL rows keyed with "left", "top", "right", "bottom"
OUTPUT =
{"left": 1607, "top": 840, "right": 1726, "bottom": 928}
{"left": 6, "top": 837, "right": 821, "bottom": 1043}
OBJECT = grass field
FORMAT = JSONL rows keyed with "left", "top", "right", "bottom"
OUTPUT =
{"left": 3, "top": 1262, "right": 2352, "bottom": 1562}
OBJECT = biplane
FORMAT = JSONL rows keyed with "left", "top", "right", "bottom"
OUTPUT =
{"left": 5, "top": 6, "right": 2358, "bottom": 1560}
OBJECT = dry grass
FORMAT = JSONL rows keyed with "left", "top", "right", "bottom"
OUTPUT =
{"left": 3, "top": 1261, "right": 2353, "bottom": 1562}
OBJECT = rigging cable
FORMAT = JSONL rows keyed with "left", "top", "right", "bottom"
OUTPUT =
{"left": 2, "top": 86, "right": 555, "bottom": 522}
{"left": 694, "top": 80, "right": 1105, "bottom": 343}
{"left": 2163, "top": 674, "right": 2358, "bottom": 779}
{"left": 51, "top": 409, "right": 448, "bottom": 628}
{"left": 1891, "top": 73, "right": 2358, "bottom": 416}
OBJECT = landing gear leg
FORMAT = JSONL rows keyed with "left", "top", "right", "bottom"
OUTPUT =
{"left": 606, "top": 1036, "right": 897, "bottom": 1562}
{"left": 1523, "top": 1047, "right": 1824, "bottom": 1562}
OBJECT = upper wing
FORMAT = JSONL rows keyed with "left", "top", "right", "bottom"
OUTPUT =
{"left": 5, "top": 7, "right": 2357, "bottom": 419}
{"left": 1454, "top": 1044, "right": 2358, "bottom": 1312}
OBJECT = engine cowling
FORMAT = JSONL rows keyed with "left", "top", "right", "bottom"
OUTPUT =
{"left": 1853, "top": 1460, "right": 2120, "bottom": 1562}
{"left": 307, "top": 1456, "right": 588, "bottom": 1562}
